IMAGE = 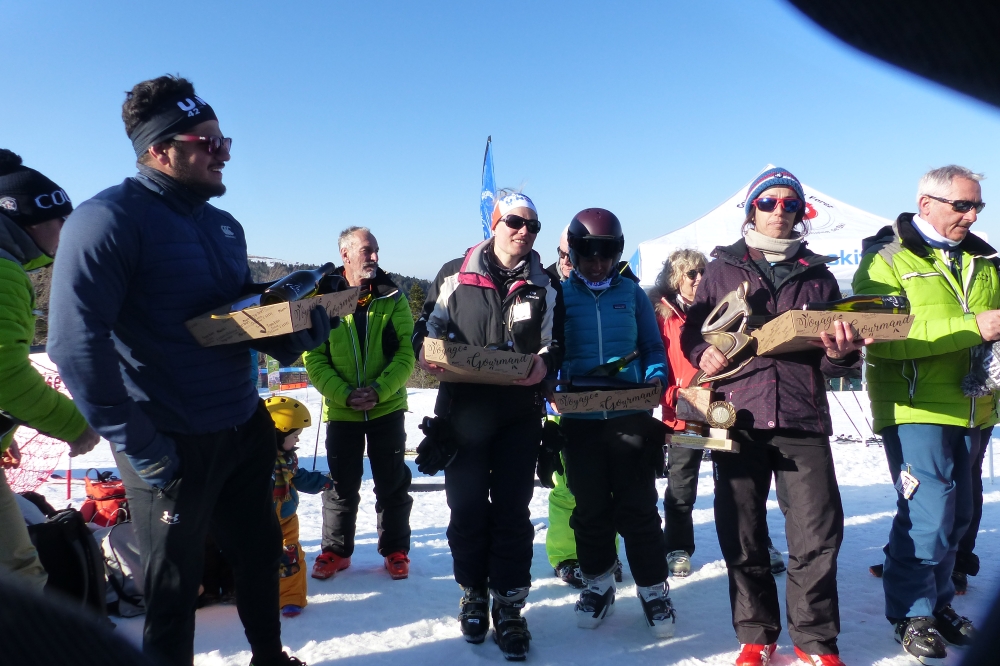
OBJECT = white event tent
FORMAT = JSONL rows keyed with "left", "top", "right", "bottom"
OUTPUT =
{"left": 631, "top": 168, "right": 893, "bottom": 291}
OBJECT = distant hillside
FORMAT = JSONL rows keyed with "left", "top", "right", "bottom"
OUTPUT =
{"left": 248, "top": 260, "right": 431, "bottom": 298}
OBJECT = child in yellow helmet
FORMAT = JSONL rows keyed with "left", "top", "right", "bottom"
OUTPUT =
{"left": 265, "top": 396, "right": 332, "bottom": 617}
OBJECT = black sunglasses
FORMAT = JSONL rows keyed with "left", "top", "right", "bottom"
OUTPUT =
{"left": 556, "top": 248, "right": 569, "bottom": 260}
{"left": 926, "top": 194, "right": 986, "bottom": 214}
{"left": 172, "top": 134, "right": 233, "bottom": 155}
{"left": 570, "top": 237, "right": 622, "bottom": 259}
{"left": 685, "top": 269, "right": 705, "bottom": 280}
{"left": 502, "top": 215, "right": 541, "bottom": 234}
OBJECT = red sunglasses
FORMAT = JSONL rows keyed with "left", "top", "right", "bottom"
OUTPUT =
{"left": 172, "top": 134, "right": 233, "bottom": 155}
{"left": 752, "top": 197, "right": 803, "bottom": 213}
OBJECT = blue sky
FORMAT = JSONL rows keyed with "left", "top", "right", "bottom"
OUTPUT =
{"left": 4, "top": 1, "right": 1000, "bottom": 279}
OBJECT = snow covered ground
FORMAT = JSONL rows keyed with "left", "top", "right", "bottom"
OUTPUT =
{"left": 40, "top": 388, "right": 1000, "bottom": 666}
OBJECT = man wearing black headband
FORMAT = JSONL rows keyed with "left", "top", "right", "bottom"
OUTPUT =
{"left": 48, "top": 75, "right": 324, "bottom": 666}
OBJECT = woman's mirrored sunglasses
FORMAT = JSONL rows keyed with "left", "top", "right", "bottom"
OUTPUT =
{"left": 502, "top": 215, "right": 541, "bottom": 234}
{"left": 753, "top": 197, "right": 803, "bottom": 213}
{"left": 172, "top": 134, "right": 233, "bottom": 155}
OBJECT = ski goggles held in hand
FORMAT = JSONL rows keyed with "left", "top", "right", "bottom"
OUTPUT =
{"left": 569, "top": 236, "right": 624, "bottom": 259}
{"left": 926, "top": 194, "right": 986, "bottom": 214}
{"left": 501, "top": 215, "right": 541, "bottom": 234}
{"left": 752, "top": 197, "right": 804, "bottom": 213}
{"left": 172, "top": 134, "right": 233, "bottom": 155}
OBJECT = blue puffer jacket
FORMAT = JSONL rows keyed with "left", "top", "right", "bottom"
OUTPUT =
{"left": 559, "top": 272, "right": 667, "bottom": 420}
{"left": 48, "top": 173, "right": 302, "bottom": 462}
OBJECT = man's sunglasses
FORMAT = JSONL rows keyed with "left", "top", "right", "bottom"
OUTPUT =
{"left": 556, "top": 248, "right": 570, "bottom": 260}
{"left": 502, "top": 215, "right": 541, "bottom": 234}
{"left": 570, "top": 237, "right": 623, "bottom": 259}
{"left": 752, "top": 197, "right": 804, "bottom": 213}
{"left": 685, "top": 268, "right": 705, "bottom": 280}
{"left": 926, "top": 194, "right": 986, "bottom": 214}
{"left": 172, "top": 134, "right": 233, "bottom": 155}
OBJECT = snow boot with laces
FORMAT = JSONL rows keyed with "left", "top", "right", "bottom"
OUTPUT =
{"left": 458, "top": 584, "right": 490, "bottom": 643}
{"left": 491, "top": 587, "right": 531, "bottom": 661}
{"left": 637, "top": 581, "right": 676, "bottom": 638}
{"left": 575, "top": 565, "right": 616, "bottom": 629}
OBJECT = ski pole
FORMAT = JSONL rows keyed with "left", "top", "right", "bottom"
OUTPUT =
{"left": 830, "top": 391, "right": 864, "bottom": 441}
{"left": 851, "top": 389, "right": 876, "bottom": 436}
{"left": 311, "top": 386, "right": 322, "bottom": 471}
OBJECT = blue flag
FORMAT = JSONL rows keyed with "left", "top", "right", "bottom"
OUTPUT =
{"left": 480, "top": 136, "right": 496, "bottom": 239}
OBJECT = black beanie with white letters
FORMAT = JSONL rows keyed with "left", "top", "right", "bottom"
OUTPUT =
{"left": 0, "top": 149, "right": 73, "bottom": 227}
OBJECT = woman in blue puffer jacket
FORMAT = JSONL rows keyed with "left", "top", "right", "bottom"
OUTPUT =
{"left": 556, "top": 208, "right": 675, "bottom": 640}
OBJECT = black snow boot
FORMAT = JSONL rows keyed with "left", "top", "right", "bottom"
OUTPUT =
{"left": 491, "top": 587, "right": 531, "bottom": 661}
{"left": 553, "top": 560, "right": 584, "bottom": 588}
{"left": 458, "top": 584, "right": 490, "bottom": 644}
{"left": 894, "top": 617, "right": 947, "bottom": 663}
{"left": 614, "top": 558, "right": 623, "bottom": 583}
{"left": 933, "top": 606, "right": 975, "bottom": 646}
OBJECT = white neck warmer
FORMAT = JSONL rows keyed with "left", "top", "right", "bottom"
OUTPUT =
{"left": 911, "top": 214, "right": 962, "bottom": 249}
{"left": 575, "top": 270, "right": 612, "bottom": 291}
{"left": 744, "top": 228, "right": 802, "bottom": 262}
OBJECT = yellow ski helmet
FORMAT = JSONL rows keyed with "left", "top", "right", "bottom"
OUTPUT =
{"left": 265, "top": 396, "right": 312, "bottom": 432}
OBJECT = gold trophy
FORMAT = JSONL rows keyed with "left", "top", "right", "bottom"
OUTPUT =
{"left": 668, "top": 280, "right": 754, "bottom": 453}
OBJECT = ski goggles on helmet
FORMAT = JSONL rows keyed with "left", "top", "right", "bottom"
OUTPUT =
{"left": 501, "top": 215, "right": 541, "bottom": 234}
{"left": 925, "top": 194, "right": 986, "bottom": 214}
{"left": 570, "top": 236, "right": 623, "bottom": 259}
{"left": 752, "top": 197, "right": 803, "bottom": 213}
{"left": 172, "top": 134, "right": 233, "bottom": 155}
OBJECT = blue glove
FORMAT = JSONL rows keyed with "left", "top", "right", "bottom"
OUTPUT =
{"left": 124, "top": 432, "right": 181, "bottom": 489}
{"left": 286, "top": 305, "right": 333, "bottom": 354}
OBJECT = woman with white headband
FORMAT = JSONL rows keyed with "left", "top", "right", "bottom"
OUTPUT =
{"left": 413, "top": 189, "right": 563, "bottom": 661}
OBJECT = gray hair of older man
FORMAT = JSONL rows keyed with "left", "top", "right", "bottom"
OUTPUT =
{"left": 917, "top": 165, "right": 985, "bottom": 204}
{"left": 338, "top": 225, "right": 373, "bottom": 251}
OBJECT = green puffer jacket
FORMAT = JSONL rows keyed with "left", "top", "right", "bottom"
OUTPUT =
{"left": 853, "top": 214, "right": 1000, "bottom": 432}
{"left": 304, "top": 269, "right": 415, "bottom": 423}
{"left": 0, "top": 215, "right": 88, "bottom": 452}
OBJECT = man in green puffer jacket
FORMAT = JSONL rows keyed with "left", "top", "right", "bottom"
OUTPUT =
{"left": 304, "top": 226, "right": 415, "bottom": 581}
{"left": 0, "top": 150, "right": 99, "bottom": 592}
{"left": 853, "top": 165, "right": 1000, "bottom": 661}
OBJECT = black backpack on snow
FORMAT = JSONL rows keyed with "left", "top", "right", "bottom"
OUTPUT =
{"left": 27, "top": 507, "right": 110, "bottom": 625}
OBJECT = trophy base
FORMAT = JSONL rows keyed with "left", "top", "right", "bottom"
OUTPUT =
{"left": 669, "top": 428, "right": 739, "bottom": 453}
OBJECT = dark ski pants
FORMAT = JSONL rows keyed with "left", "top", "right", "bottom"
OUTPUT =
{"left": 113, "top": 402, "right": 283, "bottom": 666}
{"left": 664, "top": 444, "right": 704, "bottom": 556}
{"left": 881, "top": 424, "right": 980, "bottom": 621}
{"left": 956, "top": 425, "right": 992, "bottom": 576}
{"left": 444, "top": 401, "right": 540, "bottom": 592}
{"left": 321, "top": 410, "right": 412, "bottom": 557}
{"left": 713, "top": 429, "right": 843, "bottom": 655}
{"left": 562, "top": 413, "right": 667, "bottom": 588}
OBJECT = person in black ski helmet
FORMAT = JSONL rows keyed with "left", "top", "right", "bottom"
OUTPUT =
{"left": 556, "top": 208, "right": 676, "bottom": 639}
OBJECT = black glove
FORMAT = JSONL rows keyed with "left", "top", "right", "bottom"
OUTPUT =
{"left": 642, "top": 415, "right": 670, "bottom": 478}
{"left": 286, "top": 305, "right": 333, "bottom": 354}
{"left": 414, "top": 416, "right": 458, "bottom": 476}
{"left": 537, "top": 419, "right": 566, "bottom": 489}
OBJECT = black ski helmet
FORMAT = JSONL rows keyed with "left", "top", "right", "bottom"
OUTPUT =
{"left": 567, "top": 208, "right": 624, "bottom": 279}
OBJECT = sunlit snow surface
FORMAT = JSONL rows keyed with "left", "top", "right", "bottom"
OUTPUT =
{"left": 44, "top": 388, "right": 1000, "bottom": 665}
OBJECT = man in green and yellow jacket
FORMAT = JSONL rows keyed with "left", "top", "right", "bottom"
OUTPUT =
{"left": 0, "top": 150, "right": 99, "bottom": 592}
{"left": 853, "top": 165, "right": 999, "bottom": 660}
{"left": 304, "top": 226, "right": 415, "bottom": 581}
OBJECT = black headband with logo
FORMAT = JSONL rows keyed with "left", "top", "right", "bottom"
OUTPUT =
{"left": 128, "top": 95, "right": 218, "bottom": 158}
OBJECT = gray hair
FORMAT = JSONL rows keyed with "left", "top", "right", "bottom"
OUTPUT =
{"left": 917, "top": 165, "right": 985, "bottom": 203}
{"left": 338, "top": 226, "right": 372, "bottom": 251}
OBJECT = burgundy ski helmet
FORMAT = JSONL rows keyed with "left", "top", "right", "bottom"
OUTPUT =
{"left": 567, "top": 208, "right": 625, "bottom": 277}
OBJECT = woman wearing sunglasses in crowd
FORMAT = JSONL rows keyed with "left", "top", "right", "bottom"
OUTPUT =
{"left": 680, "top": 168, "right": 868, "bottom": 666}
{"left": 647, "top": 249, "right": 707, "bottom": 579}
{"left": 555, "top": 208, "right": 676, "bottom": 639}
{"left": 413, "top": 190, "right": 562, "bottom": 661}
